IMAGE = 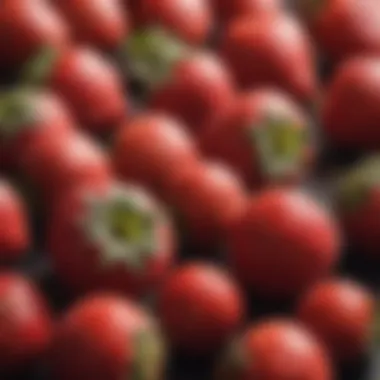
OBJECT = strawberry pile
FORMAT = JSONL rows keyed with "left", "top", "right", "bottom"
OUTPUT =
{"left": 0, "top": 0, "right": 379, "bottom": 379}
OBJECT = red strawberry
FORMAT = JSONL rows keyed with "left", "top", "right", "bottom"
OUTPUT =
{"left": 217, "top": 319, "right": 333, "bottom": 380}
{"left": 0, "top": 88, "right": 75, "bottom": 169}
{"left": 297, "top": 278, "right": 375, "bottom": 361}
{"left": 50, "top": 294, "right": 166, "bottom": 380}
{"left": 19, "top": 130, "right": 111, "bottom": 205}
{"left": 200, "top": 88, "right": 314, "bottom": 189}
{"left": 0, "top": 180, "right": 30, "bottom": 261}
{"left": 167, "top": 161, "right": 247, "bottom": 247}
{"left": 48, "top": 181, "right": 175, "bottom": 298}
{"left": 0, "top": 0, "right": 70, "bottom": 70}
{"left": 157, "top": 262, "right": 245, "bottom": 354}
{"left": 211, "top": 0, "right": 282, "bottom": 26}
{"left": 125, "top": 0, "right": 213, "bottom": 45}
{"left": 113, "top": 112, "right": 199, "bottom": 199}
{"left": 334, "top": 155, "right": 380, "bottom": 257}
{"left": 54, "top": 0, "right": 129, "bottom": 52}
{"left": 228, "top": 189, "right": 341, "bottom": 299}
{"left": 23, "top": 46, "right": 128, "bottom": 135}
{"left": 322, "top": 56, "right": 380, "bottom": 150}
{"left": 148, "top": 51, "right": 235, "bottom": 136}
{"left": 0, "top": 273, "right": 52, "bottom": 373}
{"left": 219, "top": 12, "right": 317, "bottom": 102}
{"left": 295, "top": 0, "right": 380, "bottom": 63}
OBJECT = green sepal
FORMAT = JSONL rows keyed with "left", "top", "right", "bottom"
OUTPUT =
{"left": 131, "top": 327, "right": 166, "bottom": 380}
{"left": 0, "top": 88, "right": 40, "bottom": 141}
{"left": 335, "top": 155, "right": 380, "bottom": 214}
{"left": 119, "top": 27, "right": 190, "bottom": 87}
{"left": 20, "top": 46, "right": 58, "bottom": 87}
{"left": 248, "top": 113, "right": 307, "bottom": 183}
{"left": 80, "top": 185, "right": 161, "bottom": 273}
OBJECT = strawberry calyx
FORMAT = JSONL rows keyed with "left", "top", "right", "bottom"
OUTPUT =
{"left": 131, "top": 325, "right": 166, "bottom": 380}
{"left": 119, "top": 26, "right": 190, "bottom": 88}
{"left": 294, "top": 0, "right": 326, "bottom": 21}
{"left": 0, "top": 89, "right": 40, "bottom": 141}
{"left": 20, "top": 46, "right": 59, "bottom": 87}
{"left": 335, "top": 156, "right": 380, "bottom": 214}
{"left": 80, "top": 184, "right": 161, "bottom": 272}
{"left": 248, "top": 113, "right": 307, "bottom": 183}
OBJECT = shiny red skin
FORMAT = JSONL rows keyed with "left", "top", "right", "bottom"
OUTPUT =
{"left": 167, "top": 161, "right": 247, "bottom": 247}
{"left": 149, "top": 52, "right": 235, "bottom": 136}
{"left": 0, "top": 181, "right": 30, "bottom": 261}
{"left": 48, "top": 183, "right": 175, "bottom": 298}
{"left": 0, "top": 0, "right": 69, "bottom": 70}
{"left": 47, "top": 47, "right": 128, "bottom": 134}
{"left": 228, "top": 189, "right": 341, "bottom": 299}
{"left": 19, "top": 130, "right": 111, "bottom": 205}
{"left": 54, "top": 0, "right": 128, "bottom": 51}
{"left": 113, "top": 113, "right": 199, "bottom": 200}
{"left": 297, "top": 279, "right": 374, "bottom": 361}
{"left": 50, "top": 295, "right": 163, "bottom": 380}
{"left": 220, "top": 319, "right": 333, "bottom": 380}
{"left": 0, "top": 273, "right": 52, "bottom": 372}
{"left": 302, "top": 0, "right": 380, "bottom": 63}
{"left": 219, "top": 13, "right": 316, "bottom": 102}
{"left": 200, "top": 88, "right": 312, "bottom": 189}
{"left": 157, "top": 263, "right": 245, "bottom": 354}
{"left": 0, "top": 90, "right": 75, "bottom": 169}
{"left": 322, "top": 56, "right": 380, "bottom": 150}
{"left": 211, "top": 0, "right": 282, "bottom": 26}
{"left": 125, "top": 0, "right": 213, "bottom": 45}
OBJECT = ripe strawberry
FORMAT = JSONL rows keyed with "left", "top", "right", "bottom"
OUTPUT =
{"left": 297, "top": 278, "right": 374, "bottom": 361}
{"left": 0, "top": 180, "right": 30, "bottom": 261}
{"left": 334, "top": 155, "right": 380, "bottom": 257}
{"left": 211, "top": 0, "right": 282, "bottom": 26}
{"left": 0, "top": 0, "right": 70, "bottom": 71}
{"left": 219, "top": 12, "right": 317, "bottom": 102}
{"left": 157, "top": 263, "right": 245, "bottom": 354}
{"left": 322, "top": 56, "right": 380, "bottom": 150}
{"left": 0, "top": 273, "right": 52, "bottom": 373}
{"left": 148, "top": 51, "right": 235, "bottom": 136}
{"left": 19, "top": 130, "right": 111, "bottom": 205}
{"left": 48, "top": 181, "right": 175, "bottom": 298}
{"left": 54, "top": 0, "right": 129, "bottom": 52}
{"left": 23, "top": 46, "right": 128, "bottom": 135}
{"left": 113, "top": 113, "right": 199, "bottom": 199}
{"left": 125, "top": 0, "right": 212, "bottom": 45}
{"left": 228, "top": 189, "right": 341, "bottom": 299}
{"left": 296, "top": 0, "right": 380, "bottom": 63}
{"left": 50, "top": 294, "right": 166, "bottom": 380}
{"left": 0, "top": 88, "right": 74, "bottom": 169}
{"left": 200, "top": 88, "right": 314, "bottom": 189}
{"left": 217, "top": 319, "right": 333, "bottom": 380}
{"left": 167, "top": 161, "right": 247, "bottom": 247}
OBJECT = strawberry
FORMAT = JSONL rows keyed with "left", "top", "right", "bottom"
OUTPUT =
{"left": 322, "top": 56, "right": 380, "bottom": 150}
{"left": 157, "top": 262, "right": 245, "bottom": 354}
{"left": 217, "top": 319, "right": 333, "bottom": 380}
{"left": 48, "top": 181, "right": 175, "bottom": 298}
{"left": 219, "top": 12, "right": 317, "bottom": 102}
{"left": 0, "top": 0, "right": 70, "bottom": 71}
{"left": 23, "top": 46, "right": 128, "bottom": 135}
{"left": 113, "top": 112, "right": 199, "bottom": 199}
{"left": 297, "top": 278, "right": 375, "bottom": 361}
{"left": 50, "top": 294, "right": 166, "bottom": 380}
{"left": 0, "top": 273, "right": 52, "bottom": 373}
{"left": 200, "top": 88, "right": 314, "bottom": 189}
{"left": 228, "top": 189, "right": 341, "bottom": 299}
